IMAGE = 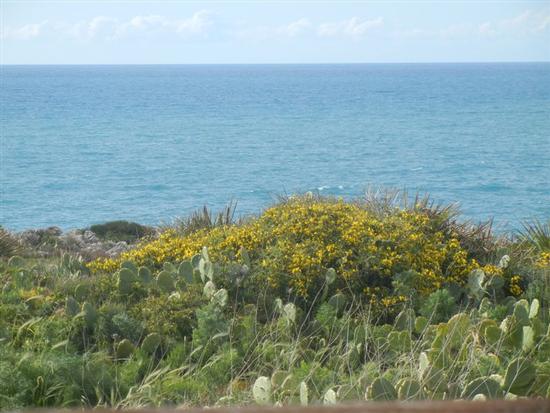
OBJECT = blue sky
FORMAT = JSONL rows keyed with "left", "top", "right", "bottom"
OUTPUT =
{"left": 2, "top": 1, "right": 549, "bottom": 64}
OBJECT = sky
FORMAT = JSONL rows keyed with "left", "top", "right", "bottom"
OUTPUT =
{"left": 1, "top": 1, "right": 549, "bottom": 64}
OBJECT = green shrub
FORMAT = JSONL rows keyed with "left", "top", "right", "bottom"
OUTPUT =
{"left": 134, "top": 287, "right": 205, "bottom": 341}
{"left": 89, "top": 221, "right": 153, "bottom": 243}
{"left": 97, "top": 303, "right": 144, "bottom": 344}
{"left": 419, "top": 289, "right": 458, "bottom": 323}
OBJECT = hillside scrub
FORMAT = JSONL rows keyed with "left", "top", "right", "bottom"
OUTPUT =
{"left": 90, "top": 196, "right": 525, "bottom": 316}
{"left": 1, "top": 195, "right": 549, "bottom": 409}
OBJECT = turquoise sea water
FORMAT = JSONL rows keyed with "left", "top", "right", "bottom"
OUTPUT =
{"left": 1, "top": 63, "right": 549, "bottom": 231}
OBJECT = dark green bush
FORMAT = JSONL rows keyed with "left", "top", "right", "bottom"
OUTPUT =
{"left": 89, "top": 220, "right": 153, "bottom": 243}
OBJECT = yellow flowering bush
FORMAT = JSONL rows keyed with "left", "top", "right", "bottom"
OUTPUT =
{"left": 476, "top": 263, "right": 522, "bottom": 296}
{"left": 536, "top": 251, "right": 550, "bottom": 268}
{"left": 90, "top": 197, "right": 481, "bottom": 307}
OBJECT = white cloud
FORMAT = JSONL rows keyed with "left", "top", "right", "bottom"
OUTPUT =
{"left": 2, "top": 11, "right": 213, "bottom": 41}
{"left": 175, "top": 10, "right": 212, "bottom": 35}
{"left": 396, "top": 8, "right": 550, "bottom": 39}
{"left": 2, "top": 21, "right": 48, "bottom": 40}
{"left": 500, "top": 10, "right": 532, "bottom": 31}
{"left": 318, "top": 17, "right": 383, "bottom": 37}
{"left": 277, "top": 18, "right": 311, "bottom": 37}
{"left": 509, "top": 9, "right": 549, "bottom": 33}
{"left": 535, "top": 14, "right": 550, "bottom": 32}
{"left": 88, "top": 16, "right": 119, "bottom": 38}
{"left": 54, "top": 16, "right": 122, "bottom": 40}
{"left": 234, "top": 17, "right": 311, "bottom": 41}
{"left": 4, "top": 8, "right": 547, "bottom": 45}
{"left": 115, "top": 11, "right": 212, "bottom": 38}
{"left": 482, "top": 9, "right": 550, "bottom": 35}
{"left": 115, "top": 15, "right": 169, "bottom": 37}
{"left": 129, "top": 15, "right": 166, "bottom": 30}
{"left": 478, "top": 22, "right": 496, "bottom": 36}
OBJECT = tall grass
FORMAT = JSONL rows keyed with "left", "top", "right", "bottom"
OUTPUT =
{"left": 518, "top": 219, "right": 550, "bottom": 252}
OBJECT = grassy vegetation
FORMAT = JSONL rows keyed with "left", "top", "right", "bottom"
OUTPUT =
{"left": 1, "top": 194, "right": 549, "bottom": 409}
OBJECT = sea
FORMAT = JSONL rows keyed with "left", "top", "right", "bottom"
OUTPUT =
{"left": 1, "top": 63, "right": 549, "bottom": 232}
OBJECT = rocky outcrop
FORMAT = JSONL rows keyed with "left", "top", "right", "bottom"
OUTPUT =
{"left": 14, "top": 225, "right": 155, "bottom": 261}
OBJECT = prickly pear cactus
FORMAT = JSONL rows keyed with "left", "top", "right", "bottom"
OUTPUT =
{"left": 211, "top": 288, "right": 228, "bottom": 308}
{"left": 270, "top": 370, "right": 287, "bottom": 389}
{"left": 503, "top": 357, "right": 536, "bottom": 394}
{"left": 325, "top": 268, "right": 336, "bottom": 285}
{"left": 141, "top": 333, "right": 161, "bottom": 354}
{"left": 116, "top": 339, "right": 135, "bottom": 359}
{"left": 252, "top": 376, "right": 272, "bottom": 405}
{"left": 299, "top": 381, "right": 308, "bottom": 406}
{"left": 328, "top": 293, "right": 347, "bottom": 314}
{"left": 121, "top": 260, "right": 138, "bottom": 274}
{"left": 323, "top": 388, "right": 337, "bottom": 405}
{"left": 467, "top": 269, "right": 486, "bottom": 300}
{"left": 367, "top": 377, "right": 397, "bottom": 401}
{"left": 74, "top": 283, "right": 89, "bottom": 302}
{"left": 478, "top": 319, "right": 501, "bottom": 346}
{"left": 198, "top": 247, "right": 214, "bottom": 283}
{"left": 396, "top": 378, "right": 422, "bottom": 400}
{"left": 138, "top": 266, "right": 152, "bottom": 284}
{"left": 501, "top": 315, "right": 525, "bottom": 350}
{"left": 522, "top": 326, "right": 535, "bottom": 353}
{"left": 156, "top": 270, "right": 175, "bottom": 293}
{"left": 163, "top": 262, "right": 176, "bottom": 273}
{"left": 117, "top": 268, "right": 135, "bottom": 295}
{"left": 461, "top": 377, "right": 502, "bottom": 399}
{"left": 513, "top": 300, "right": 530, "bottom": 326}
{"left": 446, "top": 312, "right": 471, "bottom": 348}
{"left": 394, "top": 308, "right": 415, "bottom": 331}
{"left": 422, "top": 366, "right": 447, "bottom": 394}
{"left": 414, "top": 316, "right": 428, "bottom": 334}
{"left": 191, "top": 253, "right": 201, "bottom": 269}
{"left": 283, "top": 303, "right": 296, "bottom": 324}
{"left": 178, "top": 260, "right": 194, "bottom": 283}
{"left": 529, "top": 299, "right": 540, "bottom": 319}
{"left": 65, "top": 296, "right": 80, "bottom": 317}
{"left": 388, "top": 330, "right": 412, "bottom": 353}
{"left": 203, "top": 280, "right": 216, "bottom": 299}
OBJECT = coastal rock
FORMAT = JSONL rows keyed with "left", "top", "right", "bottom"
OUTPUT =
{"left": 14, "top": 222, "right": 151, "bottom": 261}
{"left": 106, "top": 241, "right": 129, "bottom": 258}
{"left": 18, "top": 226, "right": 63, "bottom": 246}
{"left": 82, "top": 230, "right": 99, "bottom": 244}
{"left": 18, "top": 230, "right": 41, "bottom": 246}
{"left": 45, "top": 226, "right": 63, "bottom": 237}
{"left": 81, "top": 244, "right": 109, "bottom": 260}
{"left": 59, "top": 231, "right": 86, "bottom": 250}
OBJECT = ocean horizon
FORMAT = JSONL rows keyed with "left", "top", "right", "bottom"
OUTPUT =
{"left": 2, "top": 62, "right": 549, "bottom": 232}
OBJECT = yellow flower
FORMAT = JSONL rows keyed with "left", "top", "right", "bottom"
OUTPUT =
{"left": 88, "top": 197, "right": 479, "bottom": 307}
{"left": 536, "top": 251, "right": 550, "bottom": 268}
{"left": 509, "top": 275, "right": 523, "bottom": 296}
